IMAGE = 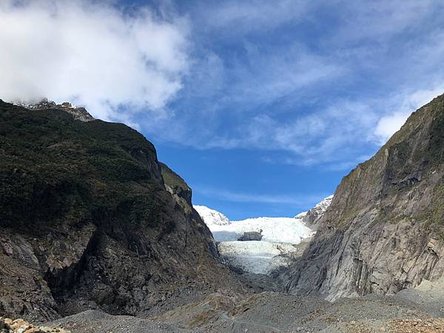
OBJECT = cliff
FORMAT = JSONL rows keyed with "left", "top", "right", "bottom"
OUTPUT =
{"left": 283, "top": 94, "right": 444, "bottom": 300}
{"left": 0, "top": 100, "right": 240, "bottom": 322}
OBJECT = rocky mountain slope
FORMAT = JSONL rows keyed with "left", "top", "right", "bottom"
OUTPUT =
{"left": 295, "top": 195, "right": 334, "bottom": 230}
{"left": 0, "top": 100, "right": 241, "bottom": 322}
{"left": 282, "top": 94, "right": 444, "bottom": 301}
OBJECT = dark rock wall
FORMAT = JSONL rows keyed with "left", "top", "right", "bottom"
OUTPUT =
{"left": 0, "top": 100, "right": 240, "bottom": 322}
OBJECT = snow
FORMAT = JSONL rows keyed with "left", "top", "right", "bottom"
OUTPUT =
{"left": 294, "top": 211, "right": 308, "bottom": 219}
{"left": 295, "top": 195, "right": 333, "bottom": 219}
{"left": 314, "top": 195, "right": 333, "bottom": 211}
{"left": 295, "top": 195, "right": 333, "bottom": 228}
{"left": 195, "top": 196, "right": 333, "bottom": 275}
{"left": 194, "top": 205, "right": 230, "bottom": 226}
{"left": 209, "top": 217, "right": 314, "bottom": 243}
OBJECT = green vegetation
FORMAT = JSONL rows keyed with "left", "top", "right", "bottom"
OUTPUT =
{"left": 160, "top": 162, "right": 190, "bottom": 194}
{"left": 0, "top": 100, "right": 169, "bottom": 233}
{"left": 423, "top": 183, "right": 444, "bottom": 232}
{"left": 330, "top": 94, "right": 444, "bottom": 231}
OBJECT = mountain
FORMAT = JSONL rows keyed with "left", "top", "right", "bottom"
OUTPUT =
{"left": 0, "top": 100, "right": 241, "bottom": 322}
{"left": 282, "top": 94, "right": 444, "bottom": 300}
{"left": 194, "top": 205, "right": 231, "bottom": 226}
{"left": 295, "top": 195, "right": 333, "bottom": 230}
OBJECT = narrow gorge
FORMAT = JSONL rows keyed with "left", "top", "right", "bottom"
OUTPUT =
{"left": 1, "top": 95, "right": 444, "bottom": 332}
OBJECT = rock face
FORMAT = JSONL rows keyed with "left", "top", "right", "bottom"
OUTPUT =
{"left": 283, "top": 94, "right": 444, "bottom": 301}
{"left": 15, "top": 99, "right": 95, "bottom": 122}
{"left": 295, "top": 195, "right": 333, "bottom": 230}
{"left": 0, "top": 317, "right": 70, "bottom": 333}
{"left": 159, "top": 163, "right": 219, "bottom": 258}
{"left": 238, "top": 231, "right": 263, "bottom": 242}
{"left": 0, "top": 100, "right": 240, "bottom": 322}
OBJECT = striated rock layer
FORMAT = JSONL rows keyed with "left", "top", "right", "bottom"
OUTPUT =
{"left": 282, "top": 94, "right": 444, "bottom": 301}
{"left": 0, "top": 100, "right": 241, "bottom": 322}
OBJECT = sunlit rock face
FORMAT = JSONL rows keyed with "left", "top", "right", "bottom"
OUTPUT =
{"left": 282, "top": 94, "right": 444, "bottom": 301}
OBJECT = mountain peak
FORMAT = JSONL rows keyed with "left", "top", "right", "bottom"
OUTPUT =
{"left": 194, "top": 205, "right": 231, "bottom": 226}
{"left": 13, "top": 98, "right": 95, "bottom": 122}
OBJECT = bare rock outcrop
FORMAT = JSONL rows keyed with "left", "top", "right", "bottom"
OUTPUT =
{"left": 238, "top": 231, "right": 263, "bottom": 241}
{"left": 282, "top": 94, "right": 444, "bottom": 300}
{"left": 296, "top": 195, "right": 333, "bottom": 230}
{"left": 0, "top": 317, "right": 69, "bottom": 333}
{"left": 16, "top": 99, "right": 95, "bottom": 122}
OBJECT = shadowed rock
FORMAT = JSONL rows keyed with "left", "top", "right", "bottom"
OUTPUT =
{"left": 238, "top": 231, "right": 263, "bottom": 242}
{"left": 0, "top": 100, "right": 242, "bottom": 322}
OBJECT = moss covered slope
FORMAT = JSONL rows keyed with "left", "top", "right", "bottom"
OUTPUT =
{"left": 0, "top": 100, "right": 239, "bottom": 321}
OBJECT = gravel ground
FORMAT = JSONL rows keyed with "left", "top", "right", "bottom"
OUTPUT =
{"left": 46, "top": 278, "right": 444, "bottom": 333}
{"left": 49, "top": 310, "right": 190, "bottom": 333}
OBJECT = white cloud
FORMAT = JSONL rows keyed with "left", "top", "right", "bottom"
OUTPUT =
{"left": 198, "top": 101, "right": 379, "bottom": 165}
{"left": 374, "top": 86, "right": 444, "bottom": 143}
{"left": 374, "top": 112, "right": 409, "bottom": 143}
{"left": 329, "top": 0, "right": 438, "bottom": 43}
{"left": 165, "top": 0, "right": 444, "bottom": 168}
{"left": 0, "top": 0, "right": 189, "bottom": 120}
{"left": 201, "top": 0, "right": 309, "bottom": 34}
{"left": 230, "top": 47, "right": 343, "bottom": 105}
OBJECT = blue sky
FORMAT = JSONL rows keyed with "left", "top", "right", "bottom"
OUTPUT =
{"left": 1, "top": 0, "right": 444, "bottom": 219}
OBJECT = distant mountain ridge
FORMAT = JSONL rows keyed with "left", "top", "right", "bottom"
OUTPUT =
{"left": 295, "top": 195, "right": 334, "bottom": 230}
{"left": 14, "top": 99, "right": 95, "bottom": 122}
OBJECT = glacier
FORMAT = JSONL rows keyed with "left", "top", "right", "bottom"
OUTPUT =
{"left": 194, "top": 196, "right": 332, "bottom": 275}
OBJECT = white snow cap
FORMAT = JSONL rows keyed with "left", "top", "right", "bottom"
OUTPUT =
{"left": 295, "top": 195, "right": 333, "bottom": 226}
{"left": 317, "top": 195, "right": 334, "bottom": 209}
{"left": 296, "top": 195, "right": 333, "bottom": 218}
{"left": 194, "top": 205, "right": 231, "bottom": 226}
{"left": 196, "top": 196, "right": 333, "bottom": 244}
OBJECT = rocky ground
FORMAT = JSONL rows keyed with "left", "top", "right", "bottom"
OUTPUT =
{"left": 34, "top": 277, "right": 444, "bottom": 333}
{"left": 0, "top": 317, "right": 69, "bottom": 333}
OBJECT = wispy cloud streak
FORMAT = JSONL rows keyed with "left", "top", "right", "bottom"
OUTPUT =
{"left": 195, "top": 186, "right": 328, "bottom": 206}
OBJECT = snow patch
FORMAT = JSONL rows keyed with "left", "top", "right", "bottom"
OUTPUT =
{"left": 297, "top": 195, "right": 333, "bottom": 228}
{"left": 210, "top": 217, "right": 314, "bottom": 243}
{"left": 194, "top": 205, "right": 230, "bottom": 226}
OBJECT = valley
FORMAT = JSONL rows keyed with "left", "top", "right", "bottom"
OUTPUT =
{"left": 0, "top": 94, "right": 443, "bottom": 332}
